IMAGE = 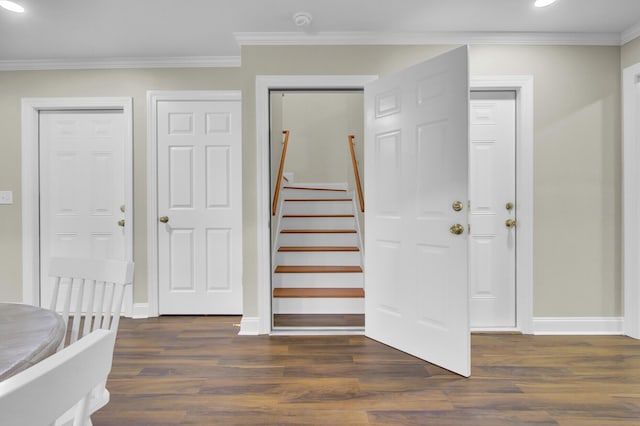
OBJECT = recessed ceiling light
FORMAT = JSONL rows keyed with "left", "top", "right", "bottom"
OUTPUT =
{"left": 0, "top": 1, "right": 25, "bottom": 13}
{"left": 534, "top": 0, "right": 557, "bottom": 7}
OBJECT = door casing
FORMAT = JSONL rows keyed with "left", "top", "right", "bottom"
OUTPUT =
{"left": 251, "top": 74, "right": 534, "bottom": 336}
{"left": 21, "top": 97, "right": 134, "bottom": 311}
{"left": 622, "top": 63, "right": 640, "bottom": 339}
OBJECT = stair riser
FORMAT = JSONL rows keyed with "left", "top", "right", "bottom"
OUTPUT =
{"left": 278, "top": 233, "right": 359, "bottom": 247}
{"left": 276, "top": 251, "right": 361, "bottom": 266}
{"left": 273, "top": 298, "right": 364, "bottom": 314}
{"left": 282, "top": 201, "right": 353, "bottom": 215}
{"left": 273, "top": 272, "right": 364, "bottom": 287}
{"left": 281, "top": 189, "right": 350, "bottom": 199}
{"left": 281, "top": 217, "right": 355, "bottom": 230}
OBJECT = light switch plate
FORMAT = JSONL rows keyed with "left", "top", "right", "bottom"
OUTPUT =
{"left": 0, "top": 191, "right": 14, "bottom": 205}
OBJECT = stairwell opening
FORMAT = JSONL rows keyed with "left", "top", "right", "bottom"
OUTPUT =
{"left": 269, "top": 90, "right": 365, "bottom": 331}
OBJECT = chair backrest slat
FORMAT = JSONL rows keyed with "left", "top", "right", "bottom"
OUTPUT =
{"left": 69, "top": 279, "right": 86, "bottom": 345}
{"left": 48, "top": 257, "right": 134, "bottom": 350}
{"left": 82, "top": 279, "right": 96, "bottom": 337}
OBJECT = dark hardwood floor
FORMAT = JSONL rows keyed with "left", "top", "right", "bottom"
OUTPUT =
{"left": 92, "top": 316, "right": 640, "bottom": 425}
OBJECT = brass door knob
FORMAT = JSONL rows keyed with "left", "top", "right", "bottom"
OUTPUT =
{"left": 159, "top": 216, "right": 169, "bottom": 223}
{"left": 117, "top": 219, "right": 125, "bottom": 227}
{"left": 505, "top": 219, "right": 517, "bottom": 228}
{"left": 450, "top": 224, "right": 464, "bottom": 235}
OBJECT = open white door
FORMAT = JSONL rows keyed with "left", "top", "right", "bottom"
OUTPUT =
{"left": 364, "top": 46, "right": 470, "bottom": 376}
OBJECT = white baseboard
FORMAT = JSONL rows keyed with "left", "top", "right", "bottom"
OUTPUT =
{"left": 238, "top": 316, "right": 260, "bottom": 335}
{"left": 131, "top": 303, "right": 149, "bottom": 319}
{"left": 533, "top": 316, "right": 624, "bottom": 335}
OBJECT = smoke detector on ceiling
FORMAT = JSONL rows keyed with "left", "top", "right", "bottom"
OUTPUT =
{"left": 293, "top": 12, "right": 312, "bottom": 27}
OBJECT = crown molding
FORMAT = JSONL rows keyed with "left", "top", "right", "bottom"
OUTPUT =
{"left": 622, "top": 20, "right": 640, "bottom": 45}
{"left": 0, "top": 56, "right": 241, "bottom": 71}
{"left": 235, "top": 31, "right": 622, "bottom": 47}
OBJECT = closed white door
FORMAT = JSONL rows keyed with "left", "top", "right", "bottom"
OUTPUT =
{"left": 364, "top": 46, "right": 470, "bottom": 377}
{"left": 39, "top": 110, "right": 129, "bottom": 306}
{"left": 157, "top": 99, "right": 243, "bottom": 314}
{"left": 469, "top": 91, "right": 517, "bottom": 328}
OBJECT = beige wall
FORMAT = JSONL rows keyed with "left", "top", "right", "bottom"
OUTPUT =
{"left": 0, "top": 43, "right": 623, "bottom": 321}
{"left": 0, "top": 68, "right": 241, "bottom": 303}
{"left": 277, "top": 92, "right": 363, "bottom": 185}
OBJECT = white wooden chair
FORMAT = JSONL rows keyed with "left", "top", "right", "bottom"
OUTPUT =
{"left": 48, "top": 257, "right": 135, "bottom": 350}
{"left": 48, "top": 257, "right": 134, "bottom": 423}
{"left": 0, "top": 329, "right": 117, "bottom": 426}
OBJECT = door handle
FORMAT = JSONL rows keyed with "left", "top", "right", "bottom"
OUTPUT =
{"left": 505, "top": 219, "right": 517, "bottom": 228}
{"left": 117, "top": 219, "right": 125, "bottom": 227}
{"left": 450, "top": 224, "right": 464, "bottom": 235}
{"left": 159, "top": 216, "right": 169, "bottom": 223}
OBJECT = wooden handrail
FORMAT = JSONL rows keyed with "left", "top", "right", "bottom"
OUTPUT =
{"left": 348, "top": 135, "right": 365, "bottom": 212}
{"left": 272, "top": 130, "right": 290, "bottom": 216}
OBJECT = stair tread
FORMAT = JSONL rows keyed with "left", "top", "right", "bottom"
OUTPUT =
{"left": 279, "top": 246, "right": 360, "bottom": 252}
{"left": 282, "top": 214, "right": 354, "bottom": 218}
{"left": 273, "top": 288, "right": 364, "bottom": 298}
{"left": 284, "top": 198, "right": 352, "bottom": 202}
{"left": 283, "top": 186, "right": 347, "bottom": 192}
{"left": 275, "top": 265, "right": 363, "bottom": 273}
{"left": 281, "top": 229, "right": 357, "bottom": 234}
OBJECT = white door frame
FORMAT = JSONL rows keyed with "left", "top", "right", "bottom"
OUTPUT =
{"left": 146, "top": 90, "right": 242, "bottom": 317}
{"left": 21, "top": 97, "right": 134, "bottom": 312}
{"left": 251, "top": 74, "right": 534, "bottom": 336}
{"left": 623, "top": 63, "right": 640, "bottom": 339}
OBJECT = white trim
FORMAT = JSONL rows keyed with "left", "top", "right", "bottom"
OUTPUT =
{"left": 470, "top": 76, "right": 535, "bottom": 335}
{"left": 621, "top": 21, "right": 640, "bottom": 45}
{"left": 256, "top": 75, "right": 378, "bottom": 335}
{"left": 21, "top": 97, "right": 134, "bottom": 310}
{"left": 533, "top": 317, "right": 624, "bottom": 335}
{"left": 132, "top": 303, "right": 149, "bottom": 319}
{"left": 623, "top": 63, "right": 640, "bottom": 339}
{"left": 146, "top": 90, "right": 242, "bottom": 318}
{"left": 238, "top": 316, "right": 260, "bottom": 335}
{"left": 0, "top": 56, "right": 240, "bottom": 71}
{"left": 235, "top": 31, "right": 621, "bottom": 47}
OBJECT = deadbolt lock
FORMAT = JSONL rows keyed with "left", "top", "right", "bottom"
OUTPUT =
{"left": 452, "top": 201, "right": 463, "bottom": 212}
{"left": 506, "top": 202, "right": 514, "bottom": 211}
{"left": 450, "top": 223, "right": 464, "bottom": 235}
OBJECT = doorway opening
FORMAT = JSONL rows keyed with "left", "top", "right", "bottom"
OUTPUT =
{"left": 269, "top": 90, "right": 365, "bottom": 331}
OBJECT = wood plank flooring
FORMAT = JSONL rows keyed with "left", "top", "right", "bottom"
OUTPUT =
{"left": 92, "top": 316, "right": 640, "bottom": 425}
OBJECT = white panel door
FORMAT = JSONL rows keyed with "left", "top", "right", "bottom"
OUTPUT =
{"left": 364, "top": 46, "right": 470, "bottom": 377}
{"left": 157, "top": 100, "right": 243, "bottom": 314}
{"left": 39, "top": 110, "right": 128, "bottom": 306}
{"left": 469, "top": 91, "right": 517, "bottom": 328}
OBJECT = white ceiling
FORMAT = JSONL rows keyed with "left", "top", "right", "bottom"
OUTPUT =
{"left": 2, "top": 0, "right": 640, "bottom": 65}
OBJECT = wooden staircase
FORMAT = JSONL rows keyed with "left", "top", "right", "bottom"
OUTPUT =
{"left": 272, "top": 184, "right": 364, "bottom": 329}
